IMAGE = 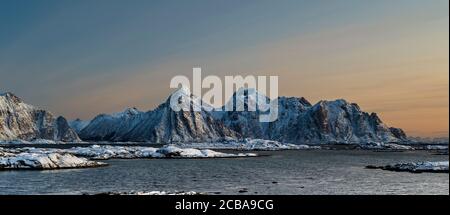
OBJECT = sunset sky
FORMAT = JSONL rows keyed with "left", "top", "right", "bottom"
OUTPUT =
{"left": 0, "top": 0, "right": 448, "bottom": 137}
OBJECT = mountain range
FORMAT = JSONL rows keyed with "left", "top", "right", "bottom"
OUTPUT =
{"left": 70, "top": 88, "right": 407, "bottom": 144}
{"left": 1, "top": 89, "right": 408, "bottom": 144}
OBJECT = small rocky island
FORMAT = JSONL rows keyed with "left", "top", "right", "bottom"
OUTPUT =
{"left": 366, "top": 161, "right": 449, "bottom": 173}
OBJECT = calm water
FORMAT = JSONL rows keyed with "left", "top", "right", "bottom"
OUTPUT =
{"left": 0, "top": 150, "right": 448, "bottom": 195}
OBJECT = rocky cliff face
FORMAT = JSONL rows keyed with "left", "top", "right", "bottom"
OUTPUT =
{"left": 68, "top": 119, "right": 90, "bottom": 133}
{"left": 78, "top": 107, "right": 144, "bottom": 141}
{"left": 78, "top": 88, "right": 239, "bottom": 143}
{"left": 75, "top": 88, "right": 407, "bottom": 144}
{"left": 0, "top": 92, "right": 80, "bottom": 142}
{"left": 272, "top": 99, "right": 406, "bottom": 144}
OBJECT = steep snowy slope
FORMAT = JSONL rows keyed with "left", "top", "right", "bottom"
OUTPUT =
{"left": 79, "top": 88, "right": 238, "bottom": 143}
{"left": 78, "top": 107, "right": 144, "bottom": 141}
{"left": 214, "top": 88, "right": 270, "bottom": 139}
{"left": 0, "top": 92, "right": 80, "bottom": 142}
{"left": 272, "top": 99, "right": 406, "bottom": 144}
{"left": 213, "top": 89, "right": 406, "bottom": 144}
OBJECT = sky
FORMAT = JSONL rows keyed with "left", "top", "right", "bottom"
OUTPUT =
{"left": 0, "top": 0, "right": 448, "bottom": 137}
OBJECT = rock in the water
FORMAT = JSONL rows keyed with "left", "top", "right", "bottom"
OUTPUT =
{"left": 359, "top": 142, "right": 414, "bottom": 150}
{"left": 366, "top": 161, "right": 449, "bottom": 173}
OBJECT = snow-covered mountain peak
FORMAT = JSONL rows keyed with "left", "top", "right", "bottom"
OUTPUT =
{"left": 166, "top": 86, "right": 207, "bottom": 111}
{"left": 235, "top": 87, "right": 259, "bottom": 95}
{"left": 1, "top": 92, "right": 80, "bottom": 142}
{"left": 112, "top": 107, "right": 142, "bottom": 118}
{"left": 0, "top": 92, "right": 24, "bottom": 104}
{"left": 315, "top": 99, "right": 350, "bottom": 106}
{"left": 226, "top": 88, "right": 271, "bottom": 111}
{"left": 0, "top": 92, "right": 36, "bottom": 113}
{"left": 170, "top": 86, "right": 192, "bottom": 97}
{"left": 233, "top": 88, "right": 267, "bottom": 99}
{"left": 0, "top": 92, "right": 12, "bottom": 96}
{"left": 278, "top": 97, "right": 312, "bottom": 109}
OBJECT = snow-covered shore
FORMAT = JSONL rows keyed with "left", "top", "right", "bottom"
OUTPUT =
{"left": 175, "top": 139, "right": 320, "bottom": 151}
{"left": 92, "top": 191, "right": 202, "bottom": 195}
{"left": 425, "top": 145, "right": 449, "bottom": 150}
{"left": 358, "top": 142, "right": 415, "bottom": 150}
{"left": 65, "top": 145, "right": 257, "bottom": 160}
{"left": 2, "top": 137, "right": 447, "bottom": 153}
{"left": 367, "top": 161, "right": 449, "bottom": 173}
{"left": 0, "top": 151, "right": 107, "bottom": 170}
{"left": 0, "top": 139, "right": 87, "bottom": 145}
{"left": 0, "top": 145, "right": 257, "bottom": 170}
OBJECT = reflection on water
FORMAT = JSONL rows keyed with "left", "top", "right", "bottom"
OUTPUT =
{"left": 0, "top": 150, "right": 448, "bottom": 195}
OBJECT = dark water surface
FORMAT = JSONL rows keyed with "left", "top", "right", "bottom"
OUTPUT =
{"left": 0, "top": 150, "right": 448, "bottom": 195}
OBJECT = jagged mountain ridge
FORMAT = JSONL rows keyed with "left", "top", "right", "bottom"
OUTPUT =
{"left": 0, "top": 92, "right": 80, "bottom": 142}
{"left": 213, "top": 89, "right": 406, "bottom": 143}
{"left": 75, "top": 88, "right": 407, "bottom": 144}
{"left": 270, "top": 98, "right": 405, "bottom": 143}
{"left": 78, "top": 87, "right": 239, "bottom": 143}
{"left": 78, "top": 107, "right": 144, "bottom": 141}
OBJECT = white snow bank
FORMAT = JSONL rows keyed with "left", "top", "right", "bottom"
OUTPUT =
{"left": 410, "top": 161, "right": 449, "bottom": 171}
{"left": 1, "top": 145, "right": 257, "bottom": 162}
{"left": 65, "top": 145, "right": 257, "bottom": 159}
{"left": 359, "top": 142, "right": 414, "bottom": 150}
{"left": 176, "top": 138, "right": 319, "bottom": 151}
{"left": 94, "top": 191, "right": 202, "bottom": 195}
{"left": 0, "top": 140, "right": 33, "bottom": 144}
{"left": 425, "top": 145, "right": 448, "bottom": 150}
{"left": 0, "top": 152, "right": 107, "bottom": 170}
{"left": 157, "top": 145, "right": 257, "bottom": 158}
{"left": 65, "top": 145, "right": 160, "bottom": 160}
{"left": 0, "top": 139, "right": 88, "bottom": 144}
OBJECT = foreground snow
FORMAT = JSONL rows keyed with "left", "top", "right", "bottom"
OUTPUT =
{"left": 0, "top": 145, "right": 257, "bottom": 169}
{"left": 176, "top": 139, "right": 320, "bottom": 151}
{"left": 358, "top": 142, "right": 414, "bottom": 150}
{"left": 0, "top": 152, "right": 107, "bottom": 170}
{"left": 367, "top": 161, "right": 449, "bottom": 173}
{"left": 94, "top": 191, "right": 202, "bottom": 195}
{"left": 0, "top": 139, "right": 87, "bottom": 144}
{"left": 66, "top": 145, "right": 257, "bottom": 160}
{"left": 425, "top": 145, "right": 448, "bottom": 150}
